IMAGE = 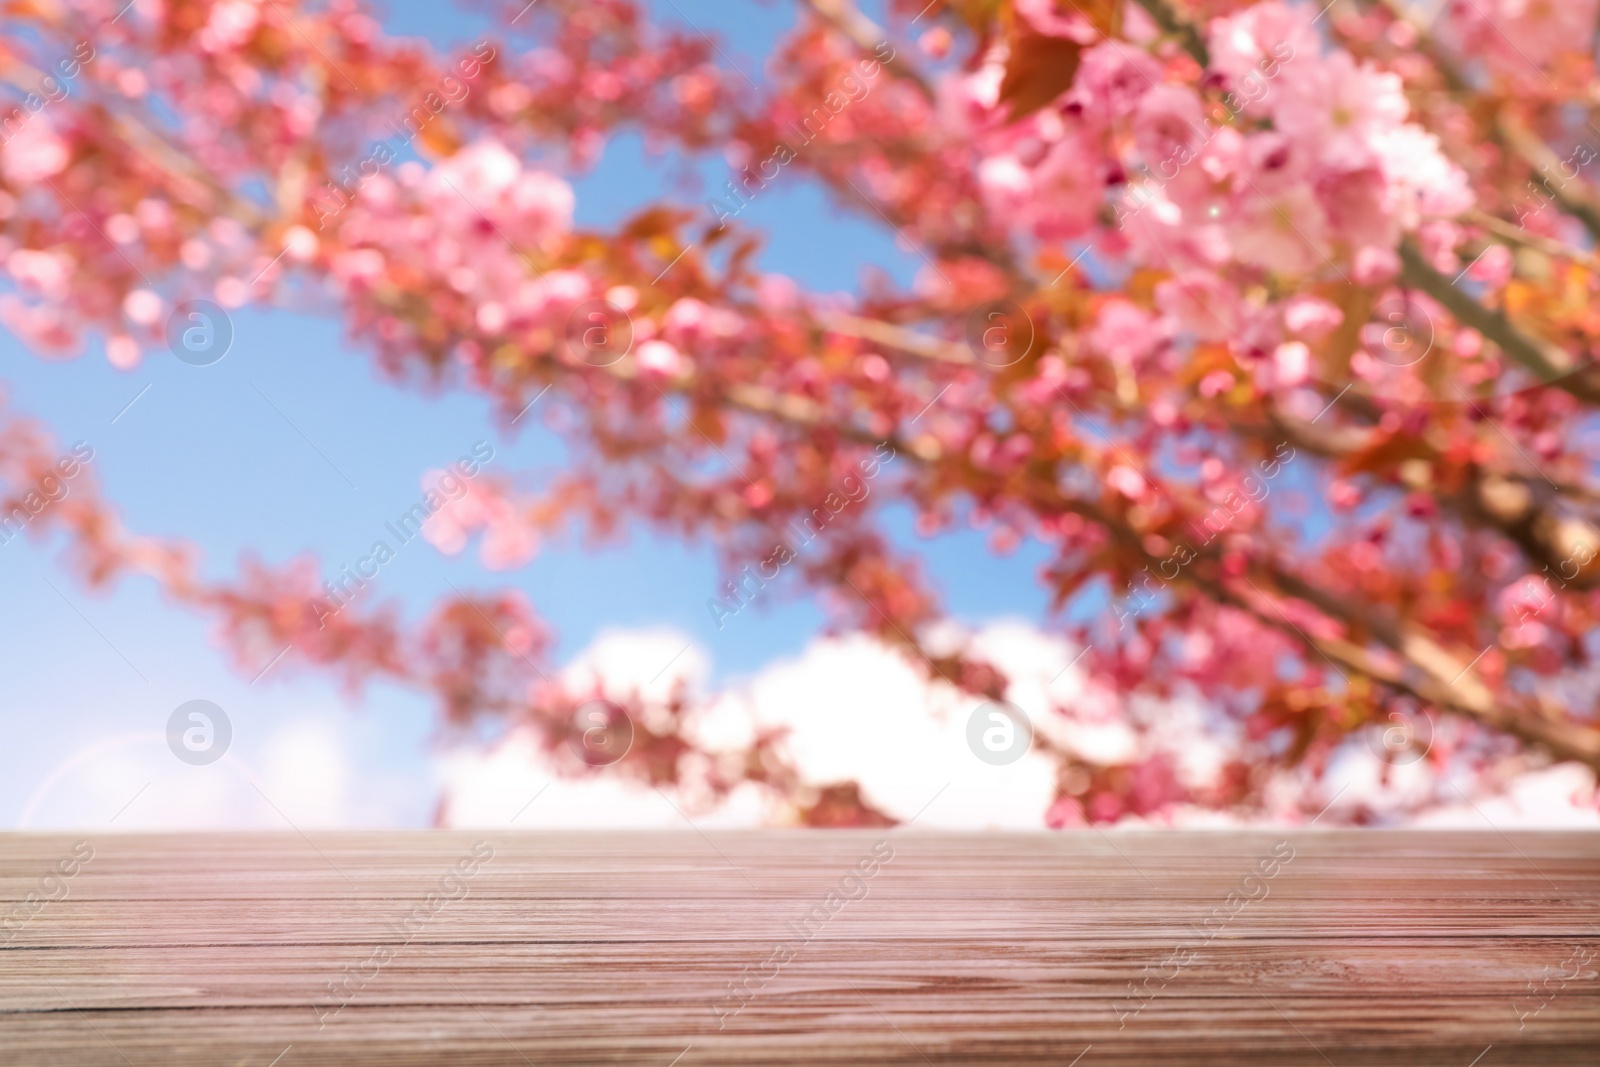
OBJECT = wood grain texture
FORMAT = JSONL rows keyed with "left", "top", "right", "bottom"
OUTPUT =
{"left": 2, "top": 830, "right": 1597, "bottom": 1065}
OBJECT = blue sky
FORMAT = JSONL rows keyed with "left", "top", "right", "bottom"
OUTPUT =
{"left": 0, "top": 0, "right": 1059, "bottom": 828}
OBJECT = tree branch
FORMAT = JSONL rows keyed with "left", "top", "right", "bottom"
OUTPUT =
{"left": 1397, "top": 239, "right": 1600, "bottom": 404}
{"left": 1357, "top": 0, "right": 1600, "bottom": 247}
{"left": 1261, "top": 404, "right": 1600, "bottom": 591}
{"left": 818, "top": 312, "right": 976, "bottom": 365}
{"left": 799, "top": 0, "right": 935, "bottom": 101}
{"left": 1213, "top": 574, "right": 1600, "bottom": 768}
{"left": 1462, "top": 209, "right": 1600, "bottom": 274}
{"left": 1131, "top": 0, "right": 1209, "bottom": 67}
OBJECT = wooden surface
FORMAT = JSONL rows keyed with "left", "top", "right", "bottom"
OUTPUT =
{"left": 2, "top": 830, "right": 1598, "bottom": 1065}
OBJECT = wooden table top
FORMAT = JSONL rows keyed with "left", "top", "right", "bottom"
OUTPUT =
{"left": 2, "top": 830, "right": 1597, "bottom": 1065}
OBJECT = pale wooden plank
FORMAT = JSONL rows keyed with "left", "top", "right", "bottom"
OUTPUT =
{"left": 1, "top": 831, "right": 1596, "bottom": 1065}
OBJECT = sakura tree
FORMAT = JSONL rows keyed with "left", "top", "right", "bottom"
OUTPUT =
{"left": 3, "top": 0, "right": 1599, "bottom": 826}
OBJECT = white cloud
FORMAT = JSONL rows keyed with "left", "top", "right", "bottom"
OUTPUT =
{"left": 704, "top": 629, "right": 1059, "bottom": 827}
{"left": 439, "top": 622, "right": 1071, "bottom": 830}
{"left": 20, "top": 625, "right": 1594, "bottom": 831}
{"left": 1412, "top": 763, "right": 1600, "bottom": 829}
{"left": 437, "top": 624, "right": 1600, "bottom": 830}
{"left": 560, "top": 624, "right": 711, "bottom": 704}
{"left": 434, "top": 725, "right": 779, "bottom": 828}
{"left": 16, "top": 715, "right": 402, "bottom": 831}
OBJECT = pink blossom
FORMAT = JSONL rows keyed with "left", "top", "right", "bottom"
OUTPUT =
{"left": 1446, "top": 0, "right": 1599, "bottom": 73}
{"left": 1199, "top": 370, "right": 1236, "bottom": 397}
{"left": 1156, "top": 272, "right": 1240, "bottom": 342}
{"left": 1241, "top": 132, "right": 1305, "bottom": 198}
{"left": 1, "top": 124, "right": 70, "bottom": 185}
{"left": 664, "top": 299, "right": 709, "bottom": 337}
{"left": 743, "top": 481, "right": 774, "bottom": 509}
{"left": 1371, "top": 125, "right": 1475, "bottom": 221}
{"left": 1024, "top": 140, "right": 1112, "bottom": 239}
{"left": 1416, "top": 219, "right": 1464, "bottom": 273}
{"left": 980, "top": 136, "right": 1103, "bottom": 241}
{"left": 1236, "top": 304, "right": 1285, "bottom": 358}
{"left": 636, "top": 339, "right": 683, "bottom": 377}
{"left": 1196, "top": 125, "right": 1250, "bottom": 187}
{"left": 1121, "top": 1, "right": 1161, "bottom": 44}
{"left": 605, "top": 285, "right": 640, "bottom": 312}
{"left": 523, "top": 269, "right": 591, "bottom": 318}
{"left": 438, "top": 141, "right": 520, "bottom": 200}
{"left": 1132, "top": 86, "right": 1207, "bottom": 176}
{"left": 663, "top": 297, "right": 743, "bottom": 344}
{"left": 8, "top": 249, "right": 74, "bottom": 299}
{"left": 423, "top": 478, "right": 538, "bottom": 570}
{"left": 1497, "top": 575, "right": 1556, "bottom": 648}
{"left": 106, "top": 334, "right": 141, "bottom": 370}
{"left": 1207, "top": 2, "right": 1318, "bottom": 99}
{"left": 198, "top": 0, "right": 262, "bottom": 53}
{"left": 482, "top": 521, "right": 539, "bottom": 571}
{"left": 1107, "top": 464, "right": 1147, "bottom": 499}
{"left": 333, "top": 249, "right": 386, "bottom": 285}
{"left": 1045, "top": 795, "right": 1086, "bottom": 828}
{"left": 117, "top": 69, "right": 149, "bottom": 99}
{"left": 215, "top": 276, "right": 250, "bottom": 308}
{"left": 1497, "top": 575, "right": 1553, "bottom": 621}
{"left": 1273, "top": 341, "right": 1311, "bottom": 387}
{"left": 1467, "top": 243, "right": 1513, "bottom": 288}
{"left": 1273, "top": 51, "right": 1408, "bottom": 163}
{"left": 1328, "top": 479, "right": 1362, "bottom": 510}
{"left": 284, "top": 225, "right": 319, "bottom": 262}
{"left": 1231, "top": 185, "right": 1326, "bottom": 275}
{"left": 1282, "top": 296, "right": 1342, "bottom": 338}
{"left": 0, "top": 297, "right": 76, "bottom": 352}
{"left": 918, "top": 27, "right": 952, "bottom": 59}
{"left": 106, "top": 214, "right": 140, "bottom": 245}
{"left": 1315, "top": 165, "right": 1397, "bottom": 249}
{"left": 756, "top": 274, "right": 799, "bottom": 312}
{"left": 1015, "top": 357, "right": 1069, "bottom": 409}
{"left": 422, "top": 141, "right": 575, "bottom": 249}
{"left": 180, "top": 239, "right": 213, "bottom": 270}
{"left": 1069, "top": 43, "right": 1162, "bottom": 125}
{"left": 1352, "top": 245, "right": 1400, "bottom": 285}
{"left": 1122, "top": 190, "right": 1232, "bottom": 272}
{"left": 937, "top": 58, "right": 1005, "bottom": 137}
{"left": 509, "top": 171, "right": 576, "bottom": 234}
{"left": 583, "top": 70, "right": 624, "bottom": 102}
{"left": 1087, "top": 299, "right": 1165, "bottom": 367}
{"left": 122, "top": 289, "right": 163, "bottom": 326}
{"left": 977, "top": 154, "right": 1033, "bottom": 222}
{"left": 1016, "top": 0, "right": 1101, "bottom": 41}
{"left": 476, "top": 302, "right": 507, "bottom": 334}
{"left": 136, "top": 199, "right": 174, "bottom": 234}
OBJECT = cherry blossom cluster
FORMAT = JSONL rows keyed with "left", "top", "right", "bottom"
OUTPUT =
{"left": 1, "top": 0, "right": 1598, "bottom": 827}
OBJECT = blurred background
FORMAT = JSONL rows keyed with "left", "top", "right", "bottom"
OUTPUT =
{"left": 4, "top": 0, "right": 1066, "bottom": 832}
{"left": 3, "top": 0, "right": 1596, "bottom": 832}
